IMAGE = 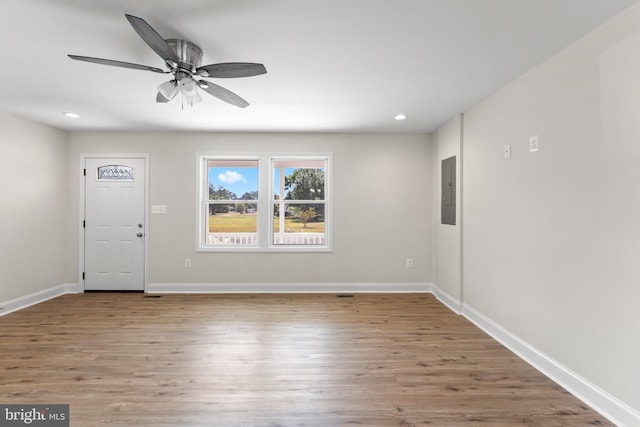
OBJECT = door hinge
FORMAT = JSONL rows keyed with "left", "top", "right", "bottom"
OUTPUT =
{"left": 82, "top": 272, "right": 85, "bottom": 280}
{"left": 83, "top": 220, "right": 86, "bottom": 228}
{"left": 83, "top": 168, "right": 86, "bottom": 176}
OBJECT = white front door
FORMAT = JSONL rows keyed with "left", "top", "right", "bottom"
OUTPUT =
{"left": 84, "top": 157, "right": 146, "bottom": 291}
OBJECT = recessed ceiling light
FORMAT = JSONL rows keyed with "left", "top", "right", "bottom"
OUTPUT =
{"left": 394, "top": 114, "right": 407, "bottom": 121}
{"left": 63, "top": 112, "right": 80, "bottom": 119}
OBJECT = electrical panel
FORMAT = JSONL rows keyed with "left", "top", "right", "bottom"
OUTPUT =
{"left": 441, "top": 156, "right": 456, "bottom": 225}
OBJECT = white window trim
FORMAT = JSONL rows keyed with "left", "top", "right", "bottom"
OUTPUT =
{"left": 196, "top": 153, "right": 332, "bottom": 252}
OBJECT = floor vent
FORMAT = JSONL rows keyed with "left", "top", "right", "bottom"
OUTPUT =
{"left": 336, "top": 294, "right": 355, "bottom": 298}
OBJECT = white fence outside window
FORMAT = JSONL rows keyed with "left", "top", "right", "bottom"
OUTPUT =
{"left": 206, "top": 232, "right": 325, "bottom": 246}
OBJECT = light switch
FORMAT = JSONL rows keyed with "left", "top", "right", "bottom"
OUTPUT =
{"left": 529, "top": 136, "right": 539, "bottom": 152}
{"left": 152, "top": 205, "right": 167, "bottom": 214}
{"left": 504, "top": 144, "right": 511, "bottom": 159}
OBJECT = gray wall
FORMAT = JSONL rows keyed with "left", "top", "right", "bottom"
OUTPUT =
{"left": 66, "top": 132, "right": 433, "bottom": 286}
{"left": 460, "top": 2, "right": 640, "bottom": 412}
{"left": 0, "top": 111, "right": 69, "bottom": 302}
{"left": 432, "top": 115, "right": 462, "bottom": 304}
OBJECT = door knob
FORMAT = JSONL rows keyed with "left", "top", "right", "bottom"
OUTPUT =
{"left": 137, "top": 232, "right": 144, "bottom": 237}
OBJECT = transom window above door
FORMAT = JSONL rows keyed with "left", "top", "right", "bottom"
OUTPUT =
{"left": 197, "top": 154, "right": 331, "bottom": 252}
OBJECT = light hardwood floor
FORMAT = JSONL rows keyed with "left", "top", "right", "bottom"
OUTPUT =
{"left": 0, "top": 293, "right": 612, "bottom": 426}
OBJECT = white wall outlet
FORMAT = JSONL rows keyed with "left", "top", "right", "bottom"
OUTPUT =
{"left": 152, "top": 205, "right": 167, "bottom": 214}
{"left": 529, "top": 135, "right": 539, "bottom": 152}
{"left": 504, "top": 144, "right": 511, "bottom": 159}
{"left": 406, "top": 258, "right": 413, "bottom": 268}
{"left": 184, "top": 258, "right": 192, "bottom": 268}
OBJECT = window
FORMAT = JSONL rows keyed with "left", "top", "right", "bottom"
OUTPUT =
{"left": 97, "top": 165, "right": 134, "bottom": 181}
{"left": 198, "top": 154, "right": 331, "bottom": 251}
{"left": 206, "top": 159, "right": 259, "bottom": 246}
{"left": 272, "top": 158, "right": 326, "bottom": 246}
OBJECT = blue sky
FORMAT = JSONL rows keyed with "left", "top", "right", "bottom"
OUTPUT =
{"left": 209, "top": 167, "right": 258, "bottom": 198}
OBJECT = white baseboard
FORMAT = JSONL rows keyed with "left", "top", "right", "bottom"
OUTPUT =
{"left": 147, "top": 282, "right": 432, "bottom": 294}
{"left": 462, "top": 302, "right": 640, "bottom": 427}
{"left": 0, "top": 283, "right": 80, "bottom": 317}
{"left": 431, "top": 286, "right": 462, "bottom": 314}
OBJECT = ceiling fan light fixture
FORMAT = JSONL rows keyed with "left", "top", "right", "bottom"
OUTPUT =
{"left": 197, "top": 80, "right": 210, "bottom": 89}
{"left": 185, "top": 91, "right": 203, "bottom": 107}
{"left": 158, "top": 80, "right": 178, "bottom": 100}
{"left": 179, "top": 77, "right": 198, "bottom": 97}
{"left": 394, "top": 114, "right": 408, "bottom": 121}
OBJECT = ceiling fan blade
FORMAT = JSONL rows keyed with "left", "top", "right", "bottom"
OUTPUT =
{"left": 196, "top": 62, "right": 267, "bottom": 78}
{"left": 68, "top": 55, "right": 167, "bottom": 73}
{"left": 198, "top": 80, "right": 250, "bottom": 108}
{"left": 125, "top": 14, "right": 179, "bottom": 63}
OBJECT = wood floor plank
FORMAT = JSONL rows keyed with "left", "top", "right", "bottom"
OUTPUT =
{"left": 0, "top": 293, "right": 612, "bottom": 426}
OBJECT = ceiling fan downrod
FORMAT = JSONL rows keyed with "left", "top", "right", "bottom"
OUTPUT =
{"left": 165, "top": 39, "right": 202, "bottom": 74}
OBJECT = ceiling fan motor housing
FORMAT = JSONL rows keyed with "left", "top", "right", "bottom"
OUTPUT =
{"left": 166, "top": 38, "right": 202, "bottom": 72}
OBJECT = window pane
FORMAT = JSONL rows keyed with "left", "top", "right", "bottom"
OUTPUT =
{"left": 208, "top": 159, "right": 258, "bottom": 201}
{"left": 207, "top": 202, "right": 257, "bottom": 246}
{"left": 273, "top": 167, "right": 325, "bottom": 201}
{"left": 273, "top": 202, "right": 325, "bottom": 246}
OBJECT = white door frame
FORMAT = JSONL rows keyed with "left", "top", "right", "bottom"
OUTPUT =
{"left": 78, "top": 154, "right": 150, "bottom": 292}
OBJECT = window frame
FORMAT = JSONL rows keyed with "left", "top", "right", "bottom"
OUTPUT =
{"left": 197, "top": 153, "right": 332, "bottom": 252}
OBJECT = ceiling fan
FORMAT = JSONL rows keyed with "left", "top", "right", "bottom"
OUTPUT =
{"left": 69, "top": 14, "right": 266, "bottom": 108}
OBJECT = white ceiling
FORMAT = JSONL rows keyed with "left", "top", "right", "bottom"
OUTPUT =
{"left": 0, "top": 0, "right": 637, "bottom": 133}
